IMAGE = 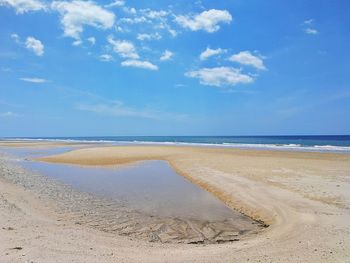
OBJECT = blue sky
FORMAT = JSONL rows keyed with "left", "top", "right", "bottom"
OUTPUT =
{"left": 0, "top": 0, "right": 350, "bottom": 136}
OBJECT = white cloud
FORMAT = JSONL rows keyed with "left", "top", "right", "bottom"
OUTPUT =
{"left": 122, "top": 6, "right": 136, "bottom": 14}
{"left": 0, "top": 0, "right": 46, "bottom": 14}
{"left": 120, "top": 16, "right": 149, "bottom": 24}
{"left": 11, "top": 34, "right": 44, "bottom": 56}
{"left": 99, "top": 54, "right": 113, "bottom": 62}
{"left": 121, "top": 59, "right": 158, "bottom": 70}
{"left": 303, "top": 19, "right": 314, "bottom": 25}
{"left": 137, "top": 33, "right": 161, "bottom": 41}
{"left": 229, "top": 51, "right": 266, "bottom": 70}
{"left": 141, "top": 9, "right": 169, "bottom": 19}
{"left": 138, "top": 9, "right": 176, "bottom": 37}
{"left": 199, "top": 47, "right": 226, "bottom": 60}
{"left": 25, "top": 36, "right": 44, "bottom": 56}
{"left": 11, "top": 33, "right": 20, "bottom": 43}
{"left": 115, "top": 26, "right": 125, "bottom": 32}
{"left": 0, "top": 111, "right": 20, "bottom": 117}
{"left": 105, "top": 0, "right": 124, "bottom": 8}
{"left": 160, "top": 50, "right": 173, "bottom": 61}
{"left": 168, "top": 28, "right": 178, "bottom": 37}
{"left": 302, "top": 19, "right": 318, "bottom": 35}
{"left": 118, "top": 8, "right": 175, "bottom": 40}
{"left": 72, "top": 39, "right": 82, "bottom": 46}
{"left": 107, "top": 36, "right": 139, "bottom": 59}
{"left": 87, "top": 36, "right": 96, "bottom": 45}
{"left": 185, "top": 67, "right": 254, "bottom": 87}
{"left": 304, "top": 28, "right": 318, "bottom": 35}
{"left": 20, "top": 77, "right": 47, "bottom": 83}
{"left": 120, "top": 8, "right": 169, "bottom": 24}
{"left": 175, "top": 9, "right": 232, "bottom": 33}
{"left": 51, "top": 0, "right": 115, "bottom": 41}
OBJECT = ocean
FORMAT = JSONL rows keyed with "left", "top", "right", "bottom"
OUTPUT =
{"left": 3, "top": 135, "right": 350, "bottom": 153}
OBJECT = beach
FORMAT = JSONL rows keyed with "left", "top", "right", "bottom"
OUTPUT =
{"left": 1, "top": 141, "right": 350, "bottom": 262}
{"left": 3, "top": 0, "right": 350, "bottom": 261}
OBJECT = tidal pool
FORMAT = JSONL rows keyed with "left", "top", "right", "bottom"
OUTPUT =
{"left": 1, "top": 146, "right": 263, "bottom": 243}
{"left": 21, "top": 160, "right": 243, "bottom": 221}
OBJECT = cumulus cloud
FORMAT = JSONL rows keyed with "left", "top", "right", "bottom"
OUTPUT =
{"left": 51, "top": 0, "right": 115, "bottom": 41}
{"left": 0, "top": 0, "right": 46, "bottom": 14}
{"left": 141, "top": 9, "right": 169, "bottom": 19}
{"left": 304, "top": 28, "right": 318, "bottom": 35}
{"left": 175, "top": 9, "right": 232, "bottom": 33}
{"left": 229, "top": 51, "right": 266, "bottom": 70}
{"left": 160, "top": 50, "right": 173, "bottom": 61}
{"left": 11, "top": 34, "right": 44, "bottom": 56}
{"left": 107, "top": 36, "right": 139, "bottom": 59}
{"left": 118, "top": 8, "right": 176, "bottom": 39}
{"left": 120, "top": 16, "right": 149, "bottom": 24}
{"left": 185, "top": 67, "right": 253, "bottom": 87}
{"left": 122, "top": 6, "right": 136, "bottom": 14}
{"left": 199, "top": 47, "right": 226, "bottom": 60}
{"left": 137, "top": 33, "right": 161, "bottom": 41}
{"left": 25, "top": 36, "right": 44, "bottom": 56}
{"left": 119, "top": 9, "right": 169, "bottom": 25}
{"left": 119, "top": 9, "right": 169, "bottom": 24}
{"left": 99, "top": 54, "right": 113, "bottom": 62}
{"left": 121, "top": 60, "right": 158, "bottom": 70}
{"left": 20, "top": 77, "right": 47, "bottom": 83}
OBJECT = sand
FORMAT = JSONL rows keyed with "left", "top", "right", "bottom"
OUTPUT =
{"left": 1, "top": 142, "right": 350, "bottom": 262}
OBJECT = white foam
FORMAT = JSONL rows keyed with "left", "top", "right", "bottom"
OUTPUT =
{"left": 2, "top": 138, "right": 350, "bottom": 153}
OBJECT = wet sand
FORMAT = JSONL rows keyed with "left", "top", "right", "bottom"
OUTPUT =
{"left": 16, "top": 158, "right": 262, "bottom": 244}
{"left": 1, "top": 142, "right": 350, "bottom": 262}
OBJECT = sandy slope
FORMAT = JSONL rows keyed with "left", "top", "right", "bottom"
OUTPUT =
{"left": 1, "top": 143, "right": 350, "bottom": 262}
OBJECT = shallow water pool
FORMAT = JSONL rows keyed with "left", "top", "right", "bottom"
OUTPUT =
{"left": 21, "top": 159, "right": 244, "bottom": 221}
{"left": 1, "top": 145, "right": 263, "bottom": 243}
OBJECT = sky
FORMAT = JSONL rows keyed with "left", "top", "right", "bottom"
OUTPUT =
{"left": 0, "top": 0, "right": 350, "bottom": 137}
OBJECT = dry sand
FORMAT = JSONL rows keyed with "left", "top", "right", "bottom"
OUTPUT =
{"left": 1, "top": 142, "right": 350, "bottom": 262}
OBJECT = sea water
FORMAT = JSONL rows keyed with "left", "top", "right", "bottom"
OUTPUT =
{"left": 3, "top": 135, "right": 350, "bottom": 153}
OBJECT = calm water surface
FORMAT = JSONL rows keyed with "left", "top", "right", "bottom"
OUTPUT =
{"left": 2, "top": 146, "right": 242, "bottom": 221}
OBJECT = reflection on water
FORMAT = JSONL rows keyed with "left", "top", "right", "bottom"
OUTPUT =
{"left": 1, "top": 145, "right": 263, "bottom": 243}
{"left": 21, "top": 160, "right": 242, "bottom": 221}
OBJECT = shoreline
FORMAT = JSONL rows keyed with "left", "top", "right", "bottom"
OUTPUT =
{"left": 1, "top": 142, "right": 350, "bottom": 262}
{"left": 2, "top": 138, "right": 350, "bottom": 154}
